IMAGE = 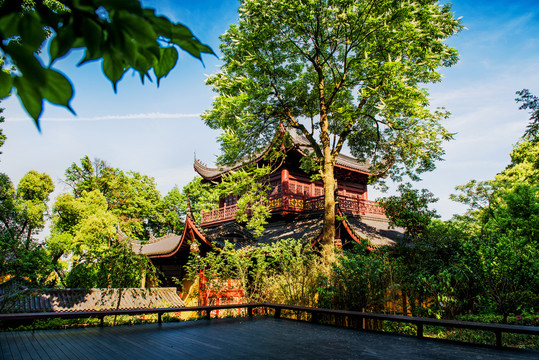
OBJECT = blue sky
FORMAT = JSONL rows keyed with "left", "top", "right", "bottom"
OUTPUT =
{"left": 1, "top": 0, "right": 538, "bottom": 220}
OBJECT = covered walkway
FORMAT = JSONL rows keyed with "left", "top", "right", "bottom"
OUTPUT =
{"left": 1, "top": 317, "right": 537, "bottom": 359}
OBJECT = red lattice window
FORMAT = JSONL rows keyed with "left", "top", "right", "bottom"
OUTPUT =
{"left": 289, "top": 180, "right": 311, "bottom": 196}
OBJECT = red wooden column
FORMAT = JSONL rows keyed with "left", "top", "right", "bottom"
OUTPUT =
{"left": 281, "top": 168, "right": 289, "bottom": 211}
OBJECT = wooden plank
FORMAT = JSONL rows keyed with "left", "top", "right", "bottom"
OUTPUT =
{"left": 56, "top": 328, "right": 109, "bottom": 360}
{"left": 0, "top": 332, "right": 12, "bottom": 360}
{"left": 53, "top": 329, "right": 107, "bottom": 360}
{"left": 14, "top": 330, "right": 45, "bottom": 360}
{"left": 22, "top": 331, "right": 54, "bottom": 360}
{"left": 88, "top": 329, "right": 138, "bottom": 360}
{"left": 3, "top": 332, "right": 21, "bottom": 360}
{"left": 38, "top": 329, "right": 80, "bottom": 360}
{"left": 136, "top": 324, "right": 210, "bottom": 359}
{"left": 116, "top": 326, "right": 183, "bottom": 360}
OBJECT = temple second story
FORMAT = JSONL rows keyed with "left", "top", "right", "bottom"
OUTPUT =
{"left": 194, "top": 129, "right": 386, "bottom": 228}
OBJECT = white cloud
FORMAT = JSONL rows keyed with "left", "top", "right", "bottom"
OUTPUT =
{"left": 8, "top": 112, "right": 202, "bottom": 122}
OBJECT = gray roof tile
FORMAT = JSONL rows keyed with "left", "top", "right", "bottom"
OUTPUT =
{"left": 344, "top": 214, "right": 404, "bottom": 248}
{"left": 132, "top": 233, "right": 184, "bottom": 256}
{"left": 2, "top": 288, "right": 185, "bottom": 313}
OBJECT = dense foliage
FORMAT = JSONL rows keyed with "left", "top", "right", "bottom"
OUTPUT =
{"left": 0, "top": 171, "right": 54, "bottom": 285}
{"left": 203, "top": 0, "right": 461, "bottom": 244}
{"left": 183, "top": 119, "right": 538, "bottom": 327}
{"left": 516, "top": 89, "right": 539, "bottom": 142}
{"left": 0, "top": 0, "right": 213, "bottom": 126}
{"left": 0, "top": 155, "right": 207, "bottom": 291}
{"left": 45, "top": 156, "right": 215, "bottom": 288}
{"left": 449, "top": 140, "right": 539, "bottom": 322}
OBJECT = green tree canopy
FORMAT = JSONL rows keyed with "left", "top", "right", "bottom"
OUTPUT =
{"left": 0, "top": 171, "right": 54, "bottom": 285}
{"left": 0, "top": 106, "right": 5, "bottom": 157}
{"left": 451, "top": 139, "right": 539, "bottom": 321}
{"left": 516, "top": 89, "right": 539, "bottom": 142}
{"left": 63, "top": 156, "right": 173, "bottom": 239}
{"left": 0, "top": 0, "right": 214, "bottom": 127}
{"left": 203, "top": 0, "right": 461, "bottom": 244}
{"left": 48, "top": 189, "right": 156, "bottom": 288}
{"left": 378, "top": 182, "right": 439, "bottom": 240}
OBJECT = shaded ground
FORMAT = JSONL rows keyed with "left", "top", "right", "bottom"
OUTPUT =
{"left": 1, "top": 317, "right": 537, "bottom": 359}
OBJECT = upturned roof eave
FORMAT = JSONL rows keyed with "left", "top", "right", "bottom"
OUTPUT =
{"left": 194, "top": 132, "right": 374, "bottom": 180}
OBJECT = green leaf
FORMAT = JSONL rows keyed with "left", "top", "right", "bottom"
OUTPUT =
{"left": 50, "top": 24, "right": 76, "bottom": 63}
{"left": 116, "top": 10, "right": 156, "bottom": 46}
{"left": 102, "top": 53, "right": 127, "bottom": 92}
{"left": 6, "top": 43, "right": 46, "bottom": 82}
{"left": 100, "top": 0, "right": 143, "bottom": 14}
{"left": 155, "top": 46, "right": 178, "bottom": 86}
{"left": 18, "top": 12, "right": 47, "bottom": 50}
{"left": 145, "top": 11, "right": 175, "bottom": 38}
{"left": 43, "top": 69, "right": 75, "bottom": 113}
{"left": 0, "top": 71, "right": 13, "bottom": 98}
{"left": 13, "top": 76, "right": 43, "bottom": 128}
{"left": 0, "top": 13, "right": 21, "bottom": 39}
{"left": 171, "top": 23, "right": 194, "bottom": 40}
{"left": 176, "top": 38, "right": 214, "bottom": 61}
{"left": 80, "top": 18, "right": 103, "bottom": 61}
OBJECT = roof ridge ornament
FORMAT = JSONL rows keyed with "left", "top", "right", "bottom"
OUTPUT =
{"left": 148, "top": 228, "right": 157, "bottom": 243}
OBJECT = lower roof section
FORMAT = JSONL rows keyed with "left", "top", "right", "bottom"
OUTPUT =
{"left": 3, "top": 287, "right": 185, "bottom": 313}
{"left": 343, "top": 214, "right": 404, "bottom": 248}
{"left": 132, "top": 234, "right": 183, "bottom": 257}
{"left": 132, "top": 207, "right": 404, "bottom": 258}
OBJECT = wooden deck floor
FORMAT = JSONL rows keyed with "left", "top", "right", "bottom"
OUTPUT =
{"left": 1, "top": 317, "right": 538, "bottom": 360}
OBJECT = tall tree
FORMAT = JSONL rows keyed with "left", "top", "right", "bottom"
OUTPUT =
{"left": 63, "top": 156, "right": 168, "bottom": 239}
{"left": 516, "top": 89, "right": 539, "bottom": 142}
{"left": 0, "top": 0, "right": 213, "bottom": 127}
{"left": 451, "top": 139, "right": 539, "bottom": 321}
{"left": 203, "top": 0, "right": 461, "bottom": 244}
{"left": 0, "top": 171, "right": 54, "bottom": 284}
{"left": 0, "top": 106, "right": 5, "bottom": 155}
{"left": 48, "top": 189, "right": 156, "bottom": 288}
{"left": 378, "top": 183, "right": 439, "bottom": 240}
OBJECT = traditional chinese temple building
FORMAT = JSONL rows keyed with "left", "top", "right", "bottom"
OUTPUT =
{"left": 132, "top": 129, "right": 403, "bottom": 294}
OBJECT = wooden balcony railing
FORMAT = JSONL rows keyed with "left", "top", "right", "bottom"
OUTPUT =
{"left": 200, "top": 194, "right": 385, "bottom": 225}
{"left": 338, "top": 195, "right": 386, "bottom": 216}
{"left": 2, "top": 303, "right": 536, "bottom": 349}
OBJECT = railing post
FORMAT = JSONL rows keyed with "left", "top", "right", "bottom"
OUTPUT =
{"left": 100, "top": 316, "right": 104, "bottom": 328}
{"left": 158, "top": 312, "right": 162, "bottom": 325}
{"left": 362, "top": 308, "right": 365, "bottom": 330}
{"left": 206, "top": 310, "right": 211, "bottom": 320}
{"left": 274, "top": 307, "right": 281, "bottom": 319}
{"left": 416, "top": 323, "right": 423, "bottom": 338}
{"left": 311, "top": 311, "right": 318, "bottom": 324}
{"left": 495, "top": 330, "right": 502, "bottom": 349}
{"left": 247, "top": 306, "right": 253, "bottom": 317}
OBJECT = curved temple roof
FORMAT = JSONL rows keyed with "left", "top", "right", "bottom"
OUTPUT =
{"left": 194, "top": 129, "right": 373, "bottom": 180}
{"left": 132, "top": 233, "right": 184, "bottom": 257}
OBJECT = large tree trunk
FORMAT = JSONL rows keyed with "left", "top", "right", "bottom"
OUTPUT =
{"left": 321, "top": 158, "right": 336, "bottom": 245}
{"left": 320, "top": 107, "right": 336, "bottom": 246}
{"left": 317, "top": 62, "right": 336, "bottom": 246}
